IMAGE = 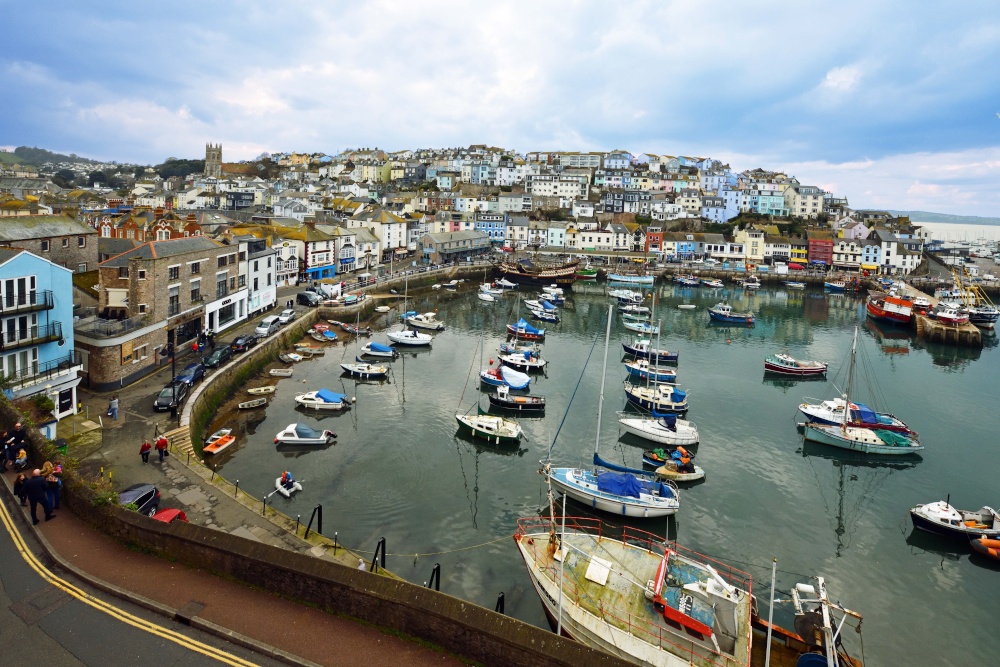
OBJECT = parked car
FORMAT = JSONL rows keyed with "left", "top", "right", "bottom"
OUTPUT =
{"left": 173, "top": 362, "right": 206, "bottom": 386}
{"left": 230, "top": 333, "right": 259, "bottom": 353}
{"left": 256, "top": 315, "right": 282, "bottom": 336}
{"left": 277, "top": 309, "right": 297, "bottom": 325}
{"left": 203, "top": 346, "right": 233, "bottom": 368}
{"left": 703, "top": 259, "right": 720, "bottom": 266}
{"left": 119, "top": 483, "right": 160, "bottom": 516}
{"left": 151, "top": 508, "right": 188, "bottom": 524}
{"left": 296, "top": 292, "right": 321, "bottom": 307}
{"left": 153, "top": 383, "right": 189, "bottom": 411}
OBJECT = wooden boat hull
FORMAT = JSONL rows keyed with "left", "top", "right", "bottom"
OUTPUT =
{"left": 764, "top": 358, "right": 828, "bottom": 376}
{"left": 246, "top": 386, "right": 276, "bottom": 395}
{"left": 488, "top": 393, "right": 545, "bottom": 412}
{"left": 497, "top": 260, "right": 578, "bottom": 286}
{"left": 238, "top": 398, "right": 268, "bottom": 409}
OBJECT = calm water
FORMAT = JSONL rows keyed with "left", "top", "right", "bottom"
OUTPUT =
{"left": 212, "top": 283, "right": 999, "bottom": 666}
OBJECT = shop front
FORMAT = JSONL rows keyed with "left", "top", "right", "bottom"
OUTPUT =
{"left": 205, "top": 288, "right": 248, "bottom": 334}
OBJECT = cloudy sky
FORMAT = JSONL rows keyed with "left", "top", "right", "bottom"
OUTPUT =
{"left": 2, "top": 1, "right": 999, "bottom": 215}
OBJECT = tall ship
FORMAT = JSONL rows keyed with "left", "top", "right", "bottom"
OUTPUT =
{"left": 496, "top": 256, "right": 579, "bottom": 286}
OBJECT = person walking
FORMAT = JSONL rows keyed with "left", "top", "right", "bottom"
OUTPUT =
{"left": 24, "top": 470, "right": 54, "bottom": 524}
{"left": 1, "top": 431, "right": 11, "bottom": 471}
{"left": 154, "top": 435, "right": 169, "bottom": 462}
{"left": 13, "top": 473, "right": 27, "bottom": 506}
{"left": 108, "top": 396, "right": 120, "bottom": 420}
{"left": 139, "top": 440, "right": 152, "bottom": 464}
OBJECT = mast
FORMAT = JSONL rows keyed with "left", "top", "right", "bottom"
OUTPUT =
{"left": 842, "top": 326, "right": 858, "bottom": 431}
{"left": 593, "top": 304, "right": 614, "bottom": 457}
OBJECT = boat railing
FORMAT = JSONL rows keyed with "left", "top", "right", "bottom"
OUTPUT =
{"left": 621, "top": 528, "right": 753, "bottom": 593}
{"left": 515, "top": 516, "right": 602, "bottom": 539}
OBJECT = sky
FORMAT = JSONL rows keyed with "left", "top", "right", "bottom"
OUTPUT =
{"left": 2, "top": 1, "right": 999, "bottom": 216}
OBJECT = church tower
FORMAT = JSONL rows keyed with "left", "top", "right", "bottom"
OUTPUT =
{"left": 205, "top": 143, "right": 222, "bottom": 179}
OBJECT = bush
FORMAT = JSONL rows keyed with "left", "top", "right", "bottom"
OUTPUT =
{"left": 32, "top": 393, "right": 55, "bottom": 413}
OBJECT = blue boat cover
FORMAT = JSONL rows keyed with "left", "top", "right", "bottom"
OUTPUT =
{"left": 597, "top": 472, "right": 642, "bottom": 498}
{"left": 513, "top": 318, "right": 542, "bottom": 334}
{"left": 669, "top": 388, "right": 687, "bottom": 401}
{"left": 401, "top": 310, "right": 417, "bottom": 319}
{"left": 368, "top": 342, "right": 393, "bottom": 353}
{"left": 323, "top": 330, "right": 338, "bottom": 339}
{"left": 657, "top": 413, "right": 678, "bottom": 430}
{"left": 541, "top": 300, "right": 556, "bottom": 311}
{"left": 500, "top": 365, "right": 531, "bottom": 389}
{"left": 316, "top": 388, "right": 346, "bottom": 403}
{"left": 657, "top": 482, "right": 676, "bottom": 499}
{"left": 522, "top": 351, "right": 532, "bottom": 360}
{"left": 850, "top": 403, "right": 878, "bottom": 424}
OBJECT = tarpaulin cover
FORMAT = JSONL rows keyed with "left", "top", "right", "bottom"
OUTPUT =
{"left": 513, "top": 318, "right": 541, "bottom": 334}
{"left": 850, "top": 403, "right": 878, "bottom": 424}
{"left": 875, "top": 430, "right": 912, "bottom": 447}
{"left": 500, "top": 366, "right": 531, "bottom": 389}
{"left": 368, "top": 342, "right": 393, "bottom": 353}
{"left": 541, "top": 300, "right": 557, "bottom": 310}
{"left": 316, "top": 388, "right": 346, "bottom": 403}
{"left": 658, "top": 414, "right": 678, "bottom": 430}
{"left": 597, "top": 472, "right": 642, "bottom": 498}
{"left": 669, "top": 389, "right": 687, "bottom": 402}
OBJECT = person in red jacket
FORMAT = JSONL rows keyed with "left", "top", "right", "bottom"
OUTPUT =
{"left": 154, "top": 435, "right": 169, "bottom": 462}
{"left": 139, "top": 440, "right": 152, "bottom": 464}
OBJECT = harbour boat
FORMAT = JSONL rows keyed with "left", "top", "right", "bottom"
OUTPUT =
{"left": 488, "top": 384, "right": 545, "bottom": 413}
{"left": 374, "top": 305, "right": 391, "bottom": 313}
{"left": 622, "top": 319, "right": 659, "bottom": 334}
{"left": 783, "top": 280, "right": 807, "bottom": 289}
{"left": 506, "top": 318, "right": 545, "bottom": 341}
{"left": 340, "top": 322, "right": 373, "bottom": 336}
{"left": 496, "top": 257, "right": 578, "bottom": 286}
{"left": 930, "top": 305, "right": 970, "bottom": 325}
{"left": 431, "top": 283, "right": 442, "bottom": 290}
{"left": 522, "top": 299, "right": 545, "bottom": 311}
{"left": 824, "top": 280, "right": 846, "bottom": 291}
{"left": 607, "top": 288, "right": 643, "bottom": 304}
{"left": 618, "top": 304, "right": 650, "bottom": 315}
{"left": 387, "top": 328, "right": 433, "bottom": 346}
{"left": 641, "top": 445, "right": 695, "bottom": 468}
{"left": 622, "top": 338, "right": 678, "bottom": 364}
{"left": 273, "top": 423, "right": 337, "bottom": 446}
{"left": 477, "top": 292, "right": 496, "bottom": 303}
{"left": 707, "top": 302, "right": 755, "bottom": 325}
{"left": 624, "top": 381, "right": 688, "bottom": 413}
{"left": 802, "top": 327, "right": 923, "bottom": 455}
{"left": 909, "top": 499, "right": 999, "bottom": 539}
{"left": 700, "top": 278, "right": 724, "bottom": 288}
{"left": 574, "top": 264, "right": 598, "bottom": 280}
{"left": 540, "top": 284, "right": 565, "bottom": 298}
{"left": 494, "top": 277, "right": 517, "bottom": 290}
{"left": 799, "top": 397, "right": 913, "bottom": 433}
{"left": 607, "top": 272, "right": 654, "bottom": 284}
{"left": 618, "top": 411, "right": 699, "bottom": 446}
{"left": 360, "top": 341, "right": 400, "bottom": 358}
{"left": 269, "top": 368, "right": 294, "bottom": 377}
{"left": 455, "top": 410, "right": 524, "bottom": 445}
{"left": 677, "top": 304, "right": 696, "bottom": 310}
{"left": 238, "top": 397, "right": 268, "bottom": 410}
{"left": 480, "top": 364, "right": 531, "bottom": 389}
{"left": 203, "top": 429, "right": 235, "bottom": 455}
{"left": 340, "top": 360, "right": 389, "bottom": 379}
{"left": 322, "top": 330, "right": 338, "bottom": 341}
{"left": 498, "top": 349, "right": 547, "bottom": 372}
{"left": 942, "top": 267, "right": 999, "bottom": 329}
{"left": 246, "top": 386, "right": 276, "bottom": 395}
{"left": 443, "top": 279, "right": 460, "bottom": 291}
{"left": 651, "top": 458, "right": 705, "bottom": 483}
{"left": 621, "top": 311, "right": 652, "bottom": 322}
{"left": 739, "top": 275, "right": 761, "bottom": 290}
{"left": 278, "top": 353, "right": 303, "bottom": 363}
{"left": 499, "top": 340, "right": 541, "bottom": 355}
{"left": 912, "top": 296, "right": 931, "bottom": 309}
{"left": 405, "top": 311, "right": 446, "bottom": 330}
{"left": 763, "top": 353, "right": 828, "bottom": 377}
{"left": 274, "top": 476, "right": 303, "bottom": 498}
{"left": 294, "top": 388, "right": 351, "bottom": 411}
{"left": 293, "top": 343, "right": 326, "bottom": 355}
{"left": 866, "top": 293, "right": 913, "bottom": 324}
{"left": 676, "top": 275, "right": 701, "bottom": 287}
{"left": 528, "top": 308, "right": 559, "bottom": 323}
{"left": 480, "top": 282, "right": 504, "bottom": 295}
{"left": 971, "top": 537, "right": 1000, "bottom": 560}
{"left": 623, "top": 358, "right": 676, "bottom": 384}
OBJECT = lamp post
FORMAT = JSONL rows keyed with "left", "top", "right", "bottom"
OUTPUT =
{"left": 160, "top": 342, "right": 177, "bottom": 418}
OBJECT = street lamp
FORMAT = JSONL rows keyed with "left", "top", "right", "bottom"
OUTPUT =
{"left": 159, "top": 342, "right": 177, "bottom": 418}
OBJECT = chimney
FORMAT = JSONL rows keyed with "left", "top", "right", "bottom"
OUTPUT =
{"left": 154, "top": 206, "right": 164, "bottom": 221}
{"left": 186, "top": 213, "right": 196, "bottom": 223}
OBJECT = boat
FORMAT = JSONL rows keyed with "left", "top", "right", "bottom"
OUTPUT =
{"left": 405, "top": 311, "right": 445, "bottom": 330}
{"left": 528, "top": 308, "right": 559, "bottom": 323}
{"left": 322, "top": 330, "right": 338, "bottom": 341}
{"left": 741, "top": 275, "right": 761, "bottom": 290}
{"left": 294, "top": 388, "right": 351, "bottom": 411}
{"left": 269, "top": 368, "right": 294, "bottom": 377}
{"left": 477, "top": 292, "right": 496, "bottom": 303}
{"left": 708, "top": 302, "right": 755, "bottom": 325}
{"left": 374, "top": 305, "right": 391, "bottom": 313}
{"left": 824, "top": 280, "right": 846, "bottom": 291}
{"left": 278, "top": 353, "right": 303, "bottom": 363}
{"left": 763, "top": 353, "right": 828, "bottom": 377}
{"left": 341, "top": 322, "right": 373, "bottom": 336}
{"left": 802, "top": 327, "right": 923, "bottom": 455}
{"left": 522, "top": 299, "right": 544, "bottom": 311}
{"left": 943, "top": 266, "right": 999, "bottom": 329}
{"left": 480, "top": 282, "right": 504, "bottom": 295}
{"left": 677, "top": 304, "right": 696, "bottom": 310}
{"left": 431, "top": 283, "right": 441, "bottom": 290}
{"left": 622, "top": 319, "right": 659, "bottom": 334}
{"left": 618, "top": 411, "right": 699, "bottom": 446}
{"left": 499, "top": 340, "right": 541, "bottom": 355}
{"left": 540, "top": 284, "right": 565, "bottom": 298}
{"left": 496, "top": 257, "right": 578, "bottom": 286}
{"left": 293, "top": 343, "right": 325, "bottom": 354}
{"left": 246, "top": 386, "right": 276, "bottom": 395}
{"left": 575, "top": 264, "right": 598, "bottom": 280}
{"left": 700, "top": 278, "right": 724, "bottom": 288}
{"left": 799, "top": 397, "right": 913, "bottom": 433}
{"left": 506, "top": 318, "right": 545, "bottom": 340}
{"left": 866, "top": 293, "right": 913, "bottom": 324}
{"left": 607, "top": 272, "right": 654, "bottom": 284}
{"left": 494, "top": 277, "right": 517, "bottom": 289}
{"left": 618, "top": 304, "right": 650, "bottom": 315}
{"left": 498, "top": 349, "right": 547, "bottom": 372}
{"left": 623, "top": 358, "right": 676, "bottom": 384}
{"left": 309, "top": 331, "right": 329, "bottom": 342}
{"left": 387, "top": 328, "right": 433, "bottom": 346}
{"left": 238, "top": 397, "right": 268, "bottom": 410}
{"left": 624, "top": 381, "right": 688, "bottom": 413}
{"left": 443, "top": 279, "right": 460, "bottom": 291}
{"left": 651, "top": 458, "right": 705, "bottom": 483}
{"left": 273, "top": 423, "right": 336, "bottom": 446}
{"left": 488, "top": 384, "right": 545, "bottom": 413}
{"left": 971, "top": 537, "right": 1000, "bottom": 560}
{"left": 360, "top": 341, "right": 400, "bottom": 358}
{"left": 274, "top": 475, "right": 303, "bottom": 498}
{"left": 340, "top": 360, "right": 389, "bottom": 379}
{"left": 621, "top": 311, "right": 652, "bottom": 322}
{"left": 641, "top": 445, "right": 695, "bottom": 469}
{"left": 930, "top": 305, "right": 970, "bottom": 325}
{"left": 455, "top": 410, "right": 524, "bottom": 445}
{"left": 909, "top": 499, "right": 999, "bottom": 539}
{"left": 607, "top": 288, "right": 643, "bottom": 304}
{"left": 202, "top": 429, "right": 235, "bottom": 455}
{"left": 480, "top": 364, "right": 531, "bottom": 389}
{"left": 784, "top": 280, "right": 807, "bottom": 289}
{"left": 676, "top": 275, "right": 701, "bottom": 287}
{"left": 622, "top": 338, "right": 678, "bottom": 363}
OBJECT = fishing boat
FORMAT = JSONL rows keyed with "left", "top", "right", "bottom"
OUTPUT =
{"left": 506, "top": 318, "right": 545, "bottom": 340}
{"left": 496, "top": 257, "right": 578, "bottom": 286}
{"left": 488, "top": 384, "right": 545, "bottom": 413}
{"left": 763, "top": 353, "right": 828, "bottom": 377}
{"left": 623, "top": 358, "right": 676, "bottom": 384}
{"left": 529, "top": 308, "right": 559, "bottom": 323}
{"left": 700, "top": 278, "right": 724, "bottom": 288}
{"left": 340, "top": 360, "right": 389, "bottom": 379}
{"left": 405, "top": 311, "right": 445, "bottom": 330}
{"left": 624, "top": 381, "right": 688, "bottom": 413}
{"left": 387, "top": 328, "right": 433, "bottom": 346}
{"left": 607, "top": 271, "right": 654, "bottom": 284}
{"left": 866, "top": 293, "right": 913, "bottom": 324}
{"left": 477, "top": 292, "right": 496, "bottom": 303}
{"left": 622, "top": 319, "right": 660, "bottom": 334}
{"left": 238, "top": 397, "right": 268, "bottom": 410}
{"left": 273, "top": 423, "right": 337, "bottom": 446}
{"left": 943, "top": 267, "right": 999, "bottom": 328}
{"left": 622, "top": 338, "right": 678, "bottom": 364}
{"left": 455, "top": 410, "right": 523, "bottom": 445}
{"left": 802, "top": 327, "right": 923, "bottom": 455}
{"left": 708, "top": 302, "right": 755, "bottom": 324}
{"left": 824, "top": 280, "right": 846, "bottom": 291}
{"left": 618, "top": 304, "right": 651, "bottom": 316}
{"left": 246, "top": 386, "right": 276, "bottom": 395}
{"left": 575, "top": 263, "right": 598, "bottom": 280}
{"left": 480, "top": 364, "right": 531, "bottom": 389}
{"left": 930, "top": 305, "right": 970, "bottom": 325}
{"left": 269, "top": 368, "right": 294, "bottom": 377}
{"left": 360, "top": 341, "right": 399, "bottom": 359}
{"left": 294, "top": 388, "right": 351, "bottom": 411}
{"left": 618, "top": 412, "right": 700, "bottom": 446}
{"left": 498, "top": 349, "right": 547, "bottom": 372}
{"left": 909, "top": 499, "right": 999, "bottom": 539}
{"left": 274, "top": 476, "right": 303, "bottom": 498}
{"left": 784, "top": 280, "right": 807, "bottom": 289}
{"left": 203, "top": 430, "right": 236, "bottom": 455}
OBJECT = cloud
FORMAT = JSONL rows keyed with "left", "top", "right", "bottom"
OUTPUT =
{"left": 819, "top": 65, "right": 863, "bottom": 94}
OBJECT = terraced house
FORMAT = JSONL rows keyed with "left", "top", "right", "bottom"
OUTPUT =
{"left": 0, "top": 214, "right": 98, "bottom": 273}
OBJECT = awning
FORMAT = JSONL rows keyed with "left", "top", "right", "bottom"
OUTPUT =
{"left": 394, "top": 248, "right": 408, "bottom": 255}
{"left": 339, "top": 257, "right": 355, "bottom": 264}
{"left": 861, "top": 264, "right": 879, "bottom": 270}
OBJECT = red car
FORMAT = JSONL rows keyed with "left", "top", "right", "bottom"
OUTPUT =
{"left": 151, "top": 508, "right": 188, "bottom": 524}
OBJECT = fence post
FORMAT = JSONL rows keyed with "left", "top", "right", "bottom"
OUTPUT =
{"left": 234, "top": 479, "right": 239, "bottom": 497}
{"left": 426, "top": 563, "right": 441, "bottom": 591}
{"left": 495, "top": 592, "right": 505, "bottom": 615}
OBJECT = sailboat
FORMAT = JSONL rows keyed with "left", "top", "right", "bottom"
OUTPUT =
{"left": 543, "top": 304, "right": 680, "bottom": 518}
{"left": 457, "top": 337, "right": 524, "bottom": 444}
{"left": 801, "top": 327, "right": 924, "bottom": 455}
{"left": 387, "top": 274, "right": 433, "bottom": 346}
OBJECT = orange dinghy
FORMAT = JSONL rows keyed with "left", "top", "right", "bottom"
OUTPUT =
{"left": 971, "top": 537, "right": 1000, "bottom": 561}
{"left": 203, "top": 432, "right": 236, "bottom": 455}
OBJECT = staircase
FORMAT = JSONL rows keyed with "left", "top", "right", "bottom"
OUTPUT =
{"left": 163, "top": 426, "right": 195, "bottom": 458}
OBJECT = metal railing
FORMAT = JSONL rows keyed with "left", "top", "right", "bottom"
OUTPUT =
{"left": 0, "top": 290, "right": 53, "bottom": 314}
{"left": 0, "top": 322, "right": 63, "bottom": 350}
{"left": 75, "top": 315, "right": 149, "bottom": 338}
{"left": 1, "top": 351, "right": 81, "bottom": 388}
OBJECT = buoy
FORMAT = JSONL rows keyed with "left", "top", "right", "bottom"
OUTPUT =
{"left": 727, "top": 339, "right": 731, "bottom": 344}
{"left": 351, "top": 396, "right": 357, "bottom": 402}
{"left": 273, "top": 438, "right": 278, "bottom": 443}
{"left": 489, "top": 358, "right": 494, "bottom": 365}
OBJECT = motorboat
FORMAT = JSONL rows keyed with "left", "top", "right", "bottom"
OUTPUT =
{"left": 618, "top": 412, "right": 699, "bottom": 446}
{"left": 676, "top": 275, "right": 700, "bottom": 287}
{"left": 480, "top": 365, "right": 531, "bottom": 389}
{"left": 480, "top": 282, "right": 504, "bottom": 295}
{"left": 203, "top": 428, "right": 235, "bottom": 455}
{"left": 455, "top": 411, "right": 523, "bottom": 445}
{"left": 824, "top": 280, "right": 846, "bottom": 291}
{"left": 528, "top": 308, "right": 559, "bottom": 323}
{"left": 443, "top": 279, "right": 460, "bottom": 291}
{"left": 783, "top": 280, "right": 806, "bottom": 289}
{"left": 798, "top": 397, "right": 912, "bottom": 433}
{"left": 506, "top": 318, "right": 545, "bottom": 340}
{"left": 700, "top": 278, "right": 724, "bottom": 288}
{"left": 294, "top": 388, "right": 351, "bottom": 411}
{"left": 622, "top": 319, "right": 659, "bottom": 334}
{"left": 541, "top": 284, "right": 566, "bottom": 298}
{"left": 909, "top": 500, "right": 999, "bottom": 539}
{"left": 930, "top": 305, "right": 970, "bottom": 325}
{"left": 741, "top": 275, "right": 761, "bottom": 289}
{"left": 764, "top": 353, "right": 828, "bottom": 377}
{"left": 360, "top": 341, "right": 399, "bottom": 359}
{"left": 624, "top": 380, "right": 689, "bottom": 413}
{"left": 708, "top": 302, "right": 755, "bottom": 324}
{"left": 387, "top": 327, "right": 433, "bottom": 346}
{"left": 623, "top": 358, "right": 676, "bottom": 384}
{"left": 405, "top": 312, "right": 445, "bottom": 330}
{"left": 273, "top": 423, "right": 337, "bottom": 446}
{"left": 495, "top": 278, "right": 517, "bottom": 289}
{"left": 488, "top": 384, "right": 545, "bottom": 413}
{"left": 477, "top": 292, "right": 496, "bottom": 303}
{"left": 340, "top": 360, "right": 389, "bottom": 379}
{"left": 523, "top": 299, "right": 544, "bottom": 311}
{"left": 274, "top": 475, "right": 303, "bottom": 498}
{"left": 622, "top": 338, "right": 678, "bottom": 363}
{"left": 498, "top": 349, "right": 547, "bottom": 372}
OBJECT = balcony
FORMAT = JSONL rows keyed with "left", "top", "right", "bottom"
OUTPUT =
{"left": 2, "top": 351, "right": 82, "bottom": 389}
{"left": 0, "top": 290, "right": 54, "bottom": 315}
{"left": 0, "top": 322, "right": 63, "bottom": 351}
{"left": 75, "top": 315, "right": 149, "bottom": 339}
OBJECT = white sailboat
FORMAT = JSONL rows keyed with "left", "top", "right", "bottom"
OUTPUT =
{"left": 388, "top": 275, "right": 433, "bottom": 346}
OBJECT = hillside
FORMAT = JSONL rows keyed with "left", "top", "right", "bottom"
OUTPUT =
{"left": 889, "top": 210, "right": 1000, "bottom": 226}
{"left": 7, "top": 146, "right": 102, "bottom": 166}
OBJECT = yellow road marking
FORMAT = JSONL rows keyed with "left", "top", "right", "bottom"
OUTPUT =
{"left": 0, "top": 499, "right": 260, "bottom": 667}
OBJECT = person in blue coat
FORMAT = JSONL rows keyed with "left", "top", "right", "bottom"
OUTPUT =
{"left": 23, "top": 470, "right": 54, "bottom": 525}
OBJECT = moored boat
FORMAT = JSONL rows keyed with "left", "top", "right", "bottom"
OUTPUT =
{"left": 498, "top": 349, "right": 547, "bottom": 372}
{"left": 622, "top": 319, "right": 659, "bottom": 334}
{"left": 360, "top": 341, "right": 399, "bottom": 358}
{"left": 930, "top": 305, "right": 970, "bottom": 325}
{"left": 477, "top": 292, "right": 496, "bottom": 303}
{"left": 497, "top": 258, "right": 578, "bottom": 286}
{"left": 700, "top": 278, "right": 724, "bottom": 288}
{"left": 455, "top": 411, "right": 523, "bottom": 445}
{"left": 784, "top": 280, "right": 806, "bottom": 289}
{"left": 387, "top": 327, "right": 433, "bottom": 346}
{"left": 506, "top": 318, "right": 545, "bottom": 340}
{"left": 238, "top": 397, "right": 268, "bottom": 410}
{"left": 622, "top": 338, "right": 678, "bottom": 364}
{"left": 340, "top": 360, "right": 389, "bottom": 379}
{"left": 764, "top": 353, "right": 828, "bottom": 376}
{"left": 624, "top": 381, "right": 689, "bottom": 413}
{"left": 824, "top": 280, "right": 846, "bottom": 291}
{"left": 618, "top": 411, "right": 699, "bottom": 446}
{"left": 480, "top": 364, "right": 531, "bottom": 389}
{"left": 488, "top": 384, "right": 545, "bottom": 413}
{"left": 203, "top": 429, "right": 235, "bottom": 455}
{"left": 708, "top": 302, "right": 755, "bottom": 325}
{"left": 623, "top": 358, "right": 676, "bottom": 384}
{"left": 294, "top": 388, "right": 351, "bottom": 411}
{"left": 909, "top": 500, "right": 999, "bottom": 539}
{"left": 246, "top": 385, "right": 276, "bottom": 395}
{"left": 574, "top": 264, "right": 598, "bottom": 280}
{"left": 405, "top": 311, "right": 445, "bottom": 330}
{"left": 866, "top": 294, "right": 913, "bottom": 324}
{"left": 273, "top": 423, "right": 337, "bottom": 446}
{"left": 607, "top": 272, "right": 655, "bottom": 284}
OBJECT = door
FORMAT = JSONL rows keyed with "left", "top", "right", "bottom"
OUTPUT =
{"left": 16, "top": 278, "right": 26, "bottom": 306}
{"left": 59, "top": 388, "right": 73, "bottom": 414}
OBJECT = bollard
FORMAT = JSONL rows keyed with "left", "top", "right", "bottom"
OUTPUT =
{"left": 333, "top": 531, "right": 338, "bottom": 555}
{"left": 495, "top": 592, "right": 505, "bottom": 615}
{"left": 317, "top": 504, "right": 323, "bottom": 535}
{"left": 212, "top": 464, "right": 217, "bottom": 481}
{"left": 371, "top": 536, "right": 386, "bottom": 573}
{"left": 100, "top": 466, "right": 104, "bottom": 479}
{"left": 296, "top": 515, "right": 301, "bottom": 535}
{"left": 187, "top": 451, "right": 190, "bottom": 465}
{"left": 235, "top": 479, "right": 239, "bottom": 497}
{"left": 426, "top": 563, "right": 441, "bottom": 591}
{"left": 262, "top": 496, "right": 267, "bottom": 515}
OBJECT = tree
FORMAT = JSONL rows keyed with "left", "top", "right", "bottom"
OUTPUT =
{"left": 52, "top": 169, "right": 76, "bottom": 188}
{"left": 88, "top": 170, "right": 107, "bottom": 186}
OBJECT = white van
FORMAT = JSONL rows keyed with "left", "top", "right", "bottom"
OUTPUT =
{"left": 255, "top": 316, "right": 281, "bottom": 337}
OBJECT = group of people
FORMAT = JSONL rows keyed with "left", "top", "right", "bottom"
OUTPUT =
{"left": 139, "top": 435, "right": 170, "bottom": 464}
{"left": 194, "top": 329, "right": 216, "bottom": 354}
{"left": 2, "top": 422, "right": 30, "bottom": 471}
{"left": 12, "top": 461, "right": 62, "bottom": 525}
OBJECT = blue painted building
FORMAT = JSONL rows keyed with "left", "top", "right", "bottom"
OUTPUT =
{"left": 0, "top": 248, "right": 82, "bottom": 423}
{"left": 474, "top": 213, "right": 508, "bottom": 243}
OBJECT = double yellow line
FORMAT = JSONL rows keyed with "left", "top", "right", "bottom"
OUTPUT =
{"left": 0, "top": 498, "right": 259, "bottom": 666}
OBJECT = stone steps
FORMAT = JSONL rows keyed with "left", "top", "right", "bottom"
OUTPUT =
{"left": 163, "top": 426, "right": 194, "bottom": 457}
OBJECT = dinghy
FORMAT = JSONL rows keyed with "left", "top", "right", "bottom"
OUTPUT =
{"left": 203, "top": 429, "right": 235, "bottom": 455}
{"left": 478, "top": 292, "right": 496, "bottom": 303}
{"left": 246, "top": 386, "right": 276, "bottom": 395}
{"left": 238, "top": 397, "right": 268, "bottom": 409}
{"left": 340, "top": 360, "right": 389, "bottom": 379}
{"left": 269, "top": 368, "right": 294, "bottom": 377}
{"left": 274, "top": 473, "right": 303, "bottom": 498}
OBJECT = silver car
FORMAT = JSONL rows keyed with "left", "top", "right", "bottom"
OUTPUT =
{"left": 277, "top": 308, "right": 296, "bottom": 324}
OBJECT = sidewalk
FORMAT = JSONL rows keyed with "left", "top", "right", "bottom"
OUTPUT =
{"left": 2, "top": 470, "right": 466, "bottom": 667}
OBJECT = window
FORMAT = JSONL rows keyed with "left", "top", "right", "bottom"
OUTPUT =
{"left": 78, "top": 236, "right": 86, "bottom": 248}
{"left": 190, "top": 279, "right": 201, "bottom": 302}
{"left": 138, "top": 304, "right": 147, "bottom": 314}
{"left": 134, "top": 344, "right": 148, "bottom": 361}
{"left": 238, "top": 274, "right": 246, "bottom": 288}
{"left": 101, "top": 226, "right": 111, "bottom": 238}
{"left": 266, "top": 273, "right": 272, "bottom": 286}
{"left": 168, "top": 286, "right": 180, "bottom": 316}
{"left": 168, "top": 265, "right": 180, "bottom": 280}
{"left": 230, "top": 276, "right": 236, "bottom": 290}
{"left": 62, "top": 238, "right": 69, "bottom": 248}
{"left": 239, "top": 252, "right": 247, "bottom": 262}
{"left": 218, "top": 256, "right": 227, "bottom": 268}
{"left": 77, "top": 263, "right": 87, "bottom": 273}
{"left": 190, "top": 261, "right": 200, "bottom": 274}
{"left": 41, "top": 240, "right": 50, "bottom": 252}
{"left": 229, "top": 255, "right": 237, "bottom": 265}
{"left": 118, "top": 267, "right": 129, "bottom": 279}
{"left": 216, "top": 273, "right": 227, "bottom": 298}
{"left": 138, "top": 269, "right": 146, "bottom": 280}
{"left": 267, "top": 257, "right": 272, "bottom": 268}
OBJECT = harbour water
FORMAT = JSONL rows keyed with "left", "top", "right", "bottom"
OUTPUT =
{"left": 209, "top": 283, "right": 999, "bottom": 666}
